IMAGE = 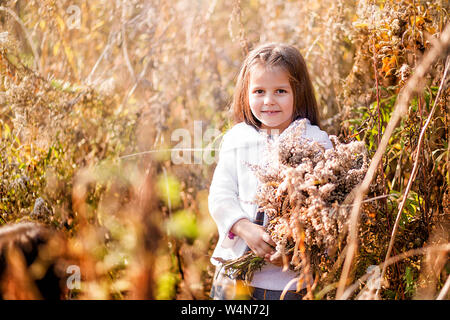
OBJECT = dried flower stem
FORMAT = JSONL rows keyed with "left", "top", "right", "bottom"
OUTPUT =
{"left": 336, "top": 23, "right": 450, "bottom": 300}
{"left": 436, "top": 274, "right": 450, "bottom": 300}
{"left": 371, "top": 39, "right": 388, "bottom": 210}
{"left": 280, "top": 276, "right": 299, "bottom": 300}
{"left": 230, "top": 0, "right": 249, "bottom": 56}
{"left": 340, "top": 243, "right": 450, "bottom": 300}
{"left": 86, "top": 30, "right": 118, "bottom": 84}
{"left": 0, "top": 6, "right": 40, "bottom": 72}
{"left": 121, "top": 1, "right": 136, "bottom": 82}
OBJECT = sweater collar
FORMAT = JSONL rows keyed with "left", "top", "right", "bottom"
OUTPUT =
{"left": 256, "top": 118, "right": 310, "bottom": 140}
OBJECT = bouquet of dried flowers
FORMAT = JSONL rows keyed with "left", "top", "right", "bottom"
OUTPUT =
{"left": 221, "top": 119, "right": 369, "bottom": 283}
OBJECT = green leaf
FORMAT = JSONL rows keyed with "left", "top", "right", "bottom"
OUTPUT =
{"left": 166, "top": 210, "right": 199, "bottom": 243}
{"left": 3, "top": 123, "right": 11, "bottom": 139}
{"left": 156, "top": 272, "right": 179, "bottom": 300}
{"left": 156, "top": 173, "right": 181, "bottom": 208}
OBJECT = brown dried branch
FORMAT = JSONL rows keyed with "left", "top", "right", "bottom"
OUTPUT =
{"left": 0, "top": 6, "right": 40, "bottom": 72}
{"left": 340, "top": 243, "right": 450, "bottom": 300}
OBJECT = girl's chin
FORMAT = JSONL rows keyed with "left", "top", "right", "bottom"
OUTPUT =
{"left": 260, "top": 122, "right": 288, "bottom": 133}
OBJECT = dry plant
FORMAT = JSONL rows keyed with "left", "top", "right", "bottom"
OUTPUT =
{"left": 219, "top": 120, "right": 370, "bottom": 293}
{"left": 338, "top": 23, "right": 450, "bottom": 300}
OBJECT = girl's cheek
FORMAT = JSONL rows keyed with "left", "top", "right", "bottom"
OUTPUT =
{"left": 249, "top": 97, "right": 260, "bottom": 109}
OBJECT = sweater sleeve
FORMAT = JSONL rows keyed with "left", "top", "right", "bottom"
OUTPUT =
{"left": 305, "top": 124, "right": 333, "bottom": 150}
{"left": 208, "top": 131, "right": 249, "bottom": 248}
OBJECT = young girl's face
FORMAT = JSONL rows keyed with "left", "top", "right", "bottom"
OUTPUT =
{"left": 248, "top": 64, "right": 294, "bottom": 134}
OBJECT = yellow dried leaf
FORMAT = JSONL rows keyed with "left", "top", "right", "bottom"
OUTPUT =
{"left": 265, "top": 181, "right": 279, "bottom": 188}
{"left": 381, "top": 32, "right": 390, "bottom": 41}
{"left": 55, "top": 15, "right": 66, "bottom": 31}
{"left": 353, "top": 22, "right": 368, "bottom": 28}
{"left": 381, "top": 55, "right": 397, "bottom": 76}
{"left": 411, "top": 16, "right": 425, "bottom": 28}
{"left": 64, "top": 44, "right": 75, "bottom": 70}
{"left": 53, "top": 41, "right": 61, "bottom": 56}
{"left": 426, "top": 26, "right": 436, "bottom": 34}
{"left": 92, "top": 21, "right": 105, "bottom": 31}
{"left": 249, "top": 0, "right": 259, "bottom": 8}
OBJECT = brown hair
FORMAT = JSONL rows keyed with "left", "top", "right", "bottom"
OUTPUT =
{"left": 232, "top": 43, "right": 320, "bottom": 128}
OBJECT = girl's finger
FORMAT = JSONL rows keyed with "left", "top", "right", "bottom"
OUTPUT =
{"left": 261, "top": 242, "right": 275, "bottom": 256}
{"left": 254, "top": 243, "right": 273, "bottom": 258}
{"left": 262, "top": 233, "right": 276, "bottom": 248}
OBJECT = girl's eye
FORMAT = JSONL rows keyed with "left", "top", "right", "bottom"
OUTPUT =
{"left": 276, "top": 89, "right": 287, "bottom": 94}
{"left": 254, "top": 89, "right": 264, "bottom": 94}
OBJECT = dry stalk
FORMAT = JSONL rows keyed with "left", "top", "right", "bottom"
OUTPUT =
{"left": 86, "top": 30, "right": 118, "bottom": 84}
{"left": 121, "top": 0, "right": 136, "bottom": 82}
{"left": 229, "top": 0, "right": 249, "bottom": 56}
{"left": 371, "top": 38, "right": 388, "bottom": 210}
{"left": 0, "top": 6, "right": 40, "bottom": 72}
{"left": 436, "top": 274, "right": 450, "bottom": 300}
{"left": 336, "top": 23, "right": 450, "bottom": 300}
{"left": 341, "top": 243, "right": 450, "bottom": 300}
{"left": 280, "top": 276, "right": 299, "bottom": 300}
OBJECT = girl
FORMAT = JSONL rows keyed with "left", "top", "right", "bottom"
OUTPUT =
{"left": 208, "top": 43, "right": 333, "bottom": 300}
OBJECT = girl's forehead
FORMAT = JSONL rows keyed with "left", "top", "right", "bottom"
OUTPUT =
{"left": 248, "top": 64, "right": 290, "bottom": 83}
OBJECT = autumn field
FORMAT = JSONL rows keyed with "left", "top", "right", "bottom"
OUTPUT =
{"left": 0, "top": 0, "right": 449, "bottom": 300}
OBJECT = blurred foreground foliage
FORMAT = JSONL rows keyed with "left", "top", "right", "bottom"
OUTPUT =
{"left": 0, "top": 0, "right": 448, "bottom": 299}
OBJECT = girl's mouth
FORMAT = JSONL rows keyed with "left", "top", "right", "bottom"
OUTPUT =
{"left": 262, "top": 111, "right": 281, "bottom": 115}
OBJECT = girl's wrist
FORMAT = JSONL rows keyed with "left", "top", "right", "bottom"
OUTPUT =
{"left": 230, "top": 218, "right": 251, "bottom": 239}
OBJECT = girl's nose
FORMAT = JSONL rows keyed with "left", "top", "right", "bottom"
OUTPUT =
{"left": 264, "top": 93, "right": 275, "bottom": 105}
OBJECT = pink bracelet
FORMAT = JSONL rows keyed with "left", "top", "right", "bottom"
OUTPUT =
{"left": 227, "top": 231, "right": 236, "bottom": 240}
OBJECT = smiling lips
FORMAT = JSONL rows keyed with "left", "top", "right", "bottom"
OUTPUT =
{"left": 262, "top": 110, "right": 281, "bottom": 115}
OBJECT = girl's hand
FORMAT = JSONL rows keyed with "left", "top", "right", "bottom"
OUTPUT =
{"left": 231, "top": 218, "right": 276, "bottom": 258}
{"left": 266, "top": 251, "right": 293, "bottom": 268}
{"left": 267, "top": 251, "right": 283, "bottom": 267}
